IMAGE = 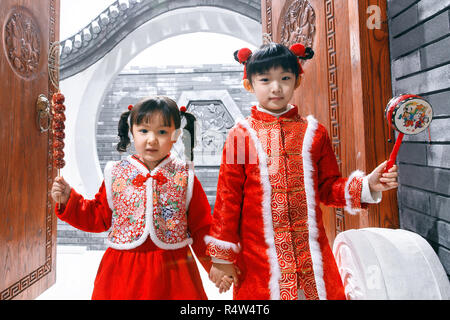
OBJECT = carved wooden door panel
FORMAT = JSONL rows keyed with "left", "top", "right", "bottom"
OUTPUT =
{"left": 0, "top": 0, "right": 60, "bottom": 300}
{"left": 262, "top": 0, "right": 398, "bottom": 245}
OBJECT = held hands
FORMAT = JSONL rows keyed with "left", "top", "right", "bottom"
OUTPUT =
{"left": 209, "top": 262, "right": 240, "bottom": 294}
{"left": 51, "top": 176, "right": 71, "bottom": 205}
{"left": 368, "top": 161, "right": 399, "bottom": 192}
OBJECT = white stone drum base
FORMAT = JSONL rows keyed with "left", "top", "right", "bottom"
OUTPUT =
{"left": 333, "top": 228, "right": 450, "bottom": 300}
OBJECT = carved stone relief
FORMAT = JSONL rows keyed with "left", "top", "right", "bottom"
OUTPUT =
{"left": 279, "top": 0, "right": 316, "bottom": 49}
{"left": 176, "top": 90, "right": 244, "bottom": 166}
{"left": 175, "top": 100, "right": 235, "bottom": 166}
{"left": 4, "top": 7, "right": 41, "bottom": 79}
{"left": 333, "top": 242, "right": 366, "bottom": 300}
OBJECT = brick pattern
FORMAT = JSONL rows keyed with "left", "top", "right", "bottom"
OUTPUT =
{"left": 57, "top": 64, "right": 255, "bottom": 250}
{"left": 388, "top": 0, "right": 450, "bottom": 279}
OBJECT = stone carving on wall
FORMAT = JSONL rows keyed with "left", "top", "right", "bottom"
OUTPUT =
{"left": 4, "top": 8, "right": 41, "bottom": 79}
{"left": 280, "top": 0, "right": 316, "bottom": 49}
{"left": 181, "top": 100, "right": 235, "bottom": 166}
{"left": 176, "top": 90, "right": 244, "bottom": 166}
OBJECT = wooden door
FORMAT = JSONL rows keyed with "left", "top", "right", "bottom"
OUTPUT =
{"left": 262, "top": 0, "right": 399, "bottom": 244}
{"left": 1, "top": 0, "right": 60, "bottom": 300}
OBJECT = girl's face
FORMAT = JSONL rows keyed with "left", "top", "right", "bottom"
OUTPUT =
{"left": 131, "top": 112, "right": 178, "bottom": 170}
{"left": 244, "top": 66, "right": 300, "bottom": 114}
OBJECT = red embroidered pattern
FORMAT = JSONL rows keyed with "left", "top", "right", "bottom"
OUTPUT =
{"left": 109, "top": 162, "right": 147, "bottom": 244}
{"left": 108, "top": 158, "right": 190, "bottom": 246}
{"left": 250, "top": 115, "right": 319, "bottom": 300}
{"left": 280, "top": 273, "right": 297, "bottom": 300}
{"left": 348, "top": 177, "right": 363, "bottom": 210}
{"left": 152, "top": 160, "right": 189, "bottom": 244}
{"left": 206, "top": 242, "right": 237, "bottom": 262}
{"left": 274, "top": 231, "right": 296, "bottom": 272}
{"left": 271, "top": 192, "right": 290, "bottom": 227}
{"left": 292, "top": 231, "right": 319, "bottom": 300}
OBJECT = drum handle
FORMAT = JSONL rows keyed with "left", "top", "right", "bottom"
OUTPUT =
{"left": 385, "top": 133, "right": 404, "bottom": 173}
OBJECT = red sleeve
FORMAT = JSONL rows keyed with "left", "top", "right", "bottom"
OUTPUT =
{"left": 315, "top": 124, "right": 366, "bottom": 212}
{"left": 187, "top": 176, "right": 212, "bottom": 272}
{"left": 55, "top": 182, "right": 112, "bottom": 233}
{"left": 206, "top": 126, "right": 246, "bottom": 262}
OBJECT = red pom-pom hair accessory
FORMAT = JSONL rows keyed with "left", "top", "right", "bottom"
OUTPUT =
{"left": 128, "top": 104, "right": 133, "bottom": 111}
{"left": 180, "top": 106, "right": 187, "bottom": 113}
{"left": 289, "top": 43, "right": 314, "bottom": 74}
{"left": 234, "top": 48, "right": 252, "bottom": 80}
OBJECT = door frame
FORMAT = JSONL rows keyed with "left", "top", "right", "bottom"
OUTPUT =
{"left": 0, "top": 0, "right": 60, "bottom": 300}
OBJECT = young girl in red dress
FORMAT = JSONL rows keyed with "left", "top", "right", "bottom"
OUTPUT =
{"left": 206, "top": 43, "right": 399, "bottom": 300}
{"left": 51, "top": 96, "right": 212, "bottom": 300}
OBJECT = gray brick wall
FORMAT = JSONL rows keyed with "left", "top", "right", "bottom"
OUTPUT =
{"left": 57, "top": 64, "right": 254, "bottom": 250}
{"left": 388, "top": 0, "right": 450, "bottom": 278}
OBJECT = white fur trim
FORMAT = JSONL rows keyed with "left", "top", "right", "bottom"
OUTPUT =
{"left": 127, "top": 154, "right": 149, "bottom": 175}
{"left": 204, "top": 235, "right": 240, "bottom": 253}
{"left": 186, "top": 161, "right": 195, "bottom": 210}
{"left": 344, "top": 170, "right": 366, "bottom": 215}
{"left": 211, "top": 257, "right": 234, "bottom": 264}
{"left": 303, "top": 115, "right": 327, "bottom": 300}
{"left": 238, "top": 119, "right": 281, "bottom": 300}
{"left": 361, "top": 176, "right": 382, "bottom": 204}
{"left": 103, "top": 161, "right": 117, "bottom": 211}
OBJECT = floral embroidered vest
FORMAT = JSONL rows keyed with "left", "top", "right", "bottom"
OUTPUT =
{"left": 104, "top": 154, "right": 194, "bottom": 250}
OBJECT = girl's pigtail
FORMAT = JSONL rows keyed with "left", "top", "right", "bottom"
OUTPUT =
{"left": 289, "top": 43, "right": 314, "bottom": 75}
{"left": 234, "top": 48, "right": 252, "bottom": 79}
{"left": 180, "top": 106, "right": 196, "bottom": 161}
{"left": 117, "top": 110, "right": 131, "bottom": 152}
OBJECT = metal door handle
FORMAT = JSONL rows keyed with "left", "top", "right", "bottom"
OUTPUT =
{"left": 36, "top": 94, "right": 51, "bottom": 133}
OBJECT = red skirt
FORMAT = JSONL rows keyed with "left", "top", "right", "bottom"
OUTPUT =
{"left": 91, "top": 238, "right": 208, "bottom": 300}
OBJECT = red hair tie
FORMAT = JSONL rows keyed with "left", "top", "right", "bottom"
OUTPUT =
{"left": 237, "top": 48, "right": 252, "bottom": 64}
{"left": 290, "top": 43, "right": 306, "bottom": 57}
{"left": 289, "top": 43, "right": 314, "bottom": 75}
{"left": 128, "top": 104, "right": 133, "bottom": 111}
{"left": 236, "top": 48, "right": 252, "bottom": 80}
{"left": 180, "top": 106, "right": 187, "bottom": 113}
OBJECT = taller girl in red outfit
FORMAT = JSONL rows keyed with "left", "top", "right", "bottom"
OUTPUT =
{"left": 206, "top": 43, "right": 399, "bottom": 300}
{"left": 51, "top": 96, "right": 212, "bottom": 300}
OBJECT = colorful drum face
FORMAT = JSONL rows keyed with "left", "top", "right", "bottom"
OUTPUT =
{"left": 385, "top": 95, "right": 433, "bottom": 135}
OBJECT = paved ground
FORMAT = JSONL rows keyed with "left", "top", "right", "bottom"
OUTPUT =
{"left": 36, "top": 245, "right": 232, "bottom": 300}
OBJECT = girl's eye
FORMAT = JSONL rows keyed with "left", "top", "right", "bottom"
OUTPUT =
{"left": 282, "top": 76, "right": 291, "bottom": 80}
{"left": 140, "top": 129, "right": 148, "bottom": 133}
{"left": 260, "top": 78, "right": 269, "bottom": 82}
{"left": 159, "top": 130, "right": 167, "bottom": 135}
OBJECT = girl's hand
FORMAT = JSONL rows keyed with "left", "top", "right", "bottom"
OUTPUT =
{"left": 51, "top": 176, "right": 71, "bottom": 205}
{"left": 368, "top": 161, "right": 399, "bottom": 192}
{"left": 218, "top": 275, "right": 234, "bottom": 294}
{"left": 209, "top": 262, "right": 240, "bottom": 290}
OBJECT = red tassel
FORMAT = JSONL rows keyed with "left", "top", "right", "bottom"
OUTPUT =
{"left": 290, "top": 43, "right": 306, "bottom": 57}
{"left": 237, "top": 48, "right": 252, "bottom": 64}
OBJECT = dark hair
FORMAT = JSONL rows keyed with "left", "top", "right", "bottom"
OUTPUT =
{"left": 116, "top": 96, "right": 196, "bottom": 160}
{"left": 234, "top": 42, "right": 313, "bottom": 83}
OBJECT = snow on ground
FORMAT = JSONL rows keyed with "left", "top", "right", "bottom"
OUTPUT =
{"left": 36, "top": 245, "right": 232, "bottom": 300}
